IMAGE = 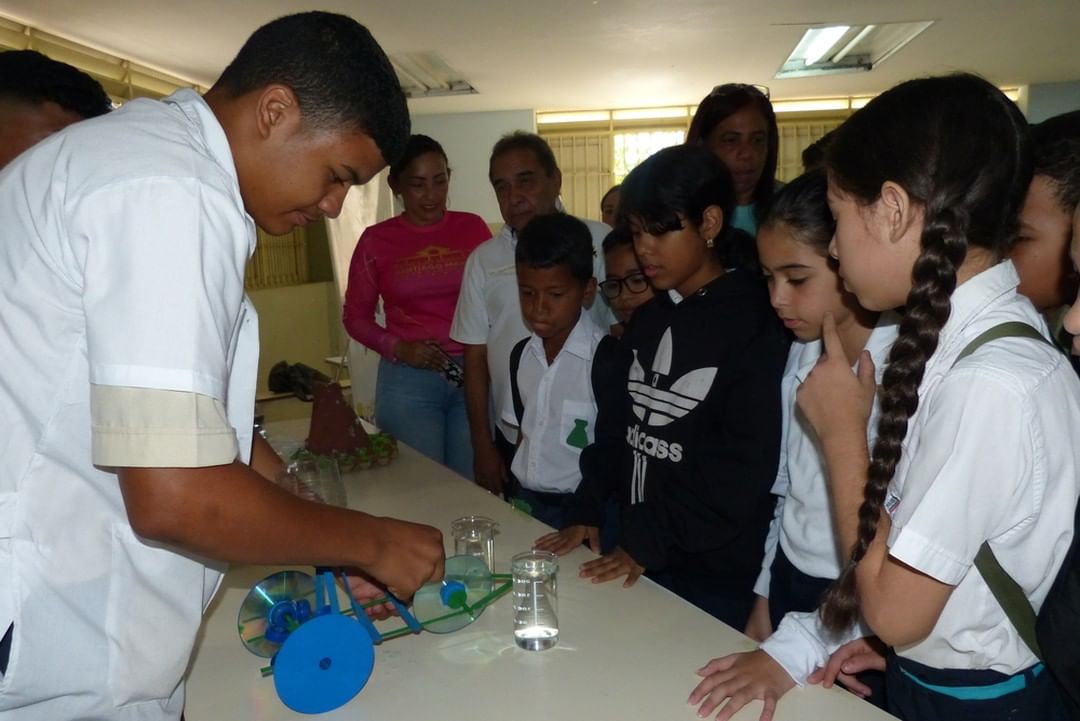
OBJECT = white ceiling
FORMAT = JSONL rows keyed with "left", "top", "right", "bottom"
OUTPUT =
{"left": 2, "top": 0, "right": 1079, "bottom": 115}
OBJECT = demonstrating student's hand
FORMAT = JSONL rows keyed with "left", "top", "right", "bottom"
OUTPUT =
{"left": 364, "top": 517, "right": 445, "bottom": 600}
{"left": 743, "top": 595, "right": 773, "bottom": 642}
{"left": 688, "top": 650, "right": 796, "bottom": 721}
{"left": 473, "top": 442, "right": 507, "bottom": 495}
{"left": 341, "top": 570, "right": 396, "bottom": 621}
{"left": 535, "top": 524, "right": 600, "bottom": 556}
{"left": 393, "top": 339, "right": 444, "bottom": 371}
{"left": 578, "top": 546, "right": 644, "bottom": 586}
{"left": 807, "top": 636, "right": 886, "bottom": 699}
{"left": 796, "top": 313, "right": 876, "bottom": 445}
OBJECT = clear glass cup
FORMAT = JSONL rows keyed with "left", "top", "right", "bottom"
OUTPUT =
{"left": 450, "top": 516, "right": 498, "bottom": 572}
{"left": 511, "top": 550, "right": 559, "bottom": 651}
{"left": 288, "top": 456, "right": 346, "bottom": 507}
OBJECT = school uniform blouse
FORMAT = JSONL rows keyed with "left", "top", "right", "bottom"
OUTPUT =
{"left": 0, "top": 89, "right": 257, "bottom": 720}
{"left": 753, "top": 314, "right": 899, "bottom": 597}
{"left": 502, "top": 311, "right": 606, "bottom": 493}
{"left": 762, "top": 261, "right": 1080, "bottom": 683}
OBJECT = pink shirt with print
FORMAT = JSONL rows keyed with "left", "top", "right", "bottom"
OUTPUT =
{"left": 343, "top": 210, "right": 491, "bottom": 359}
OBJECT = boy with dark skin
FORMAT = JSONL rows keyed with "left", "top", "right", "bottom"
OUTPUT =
{"left": 0, "top": 13, "right": 442, "bottom": 720}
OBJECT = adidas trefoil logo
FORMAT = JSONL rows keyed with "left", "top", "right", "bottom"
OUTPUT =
{"left": 628, "top": 328, "right": 717, "bottom": 427}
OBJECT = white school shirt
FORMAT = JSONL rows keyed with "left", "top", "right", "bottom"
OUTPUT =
{"left": 762, "top": 261, "right": 1080, "bottom": 683}
{"left": 0, "top": 89, "right": 258, "bottom": 720}
{"left": 450, "top": 218, "right": 614, "bottom": 441}
{"left": 503, "top": 311, "right": 606, "bottom": 493}
{"left": 753, "top": 315, "right": 899, "bottom": 597}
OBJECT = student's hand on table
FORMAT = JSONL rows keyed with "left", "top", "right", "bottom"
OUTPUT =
{"left": 688, "top": 650, "right": 796, "bottom": 721}
{"left": 473, "top": 442, "right": 507, "bottom": 495}
{"left": 341, "top": 570, "right": 396, "bottom": 621}
{"left": 393, "top": 339, "right": 444, "bottom": 371}
{"left": 743, "top": 595, "right": 773, "bottom": 642}
{"left": 534, "top": 524, "right": 600, "bottom": 556}
{"left": 796, "top": 313, "right": 876, "bottom": 444}
{"left": 807, "top": 636, "right": 886, "bottom": 699}
{"left": 365, "top": 517, "right": 445, "bottom": 600}
{"left": 579, "top": 546, "right": 644, "bottom": 586}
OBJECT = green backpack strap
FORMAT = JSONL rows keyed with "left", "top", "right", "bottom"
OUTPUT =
{"left": 953, "top": 320, "right": 1053, "bottom": 661}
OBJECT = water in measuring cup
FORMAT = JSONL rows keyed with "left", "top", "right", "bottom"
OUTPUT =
{"left": 511, "top": 553, "right": 558, "bottom": 651}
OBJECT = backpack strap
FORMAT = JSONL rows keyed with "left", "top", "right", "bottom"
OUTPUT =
{"left": 953, "top": 321, "right": 1053, "bottom": 661}
{"left": 509, "top": 337, "right": 529, "bottom": 426}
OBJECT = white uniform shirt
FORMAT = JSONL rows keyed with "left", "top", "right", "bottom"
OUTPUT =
{"left": 0, "top": 89, "right": 258, "bottom": 720}
{"left": 450, "top": 218, "right": 614, "bottom": 441}
{"left": 754, "top": 315, "right": 899, "bottom": 597}
{"left": 762, "top": 262, "right": 1080, "bottom": 682}
{"left": 503, "top": 312, "right": 605, "bottom": 493}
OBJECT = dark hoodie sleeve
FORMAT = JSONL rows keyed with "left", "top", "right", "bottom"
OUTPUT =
{"left": 565, "top": 335, "right": 631, "bottom": 527}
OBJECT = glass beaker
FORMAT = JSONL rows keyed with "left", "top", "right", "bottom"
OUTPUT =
{"left": 288, "top": 456, "right": 346, "bottom": 507}
{"left": 450, "top": 515, "right": 498, "bottom": 572}
{"left": 511, "top": 550, "right": 559, "bottom": 651}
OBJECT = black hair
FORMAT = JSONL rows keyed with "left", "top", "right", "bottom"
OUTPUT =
{"left": 601, "top": 184, "right": 621, "bottom": 207}
{"left": 211, "top": 11, "right": 409, "bottom": 165}
{"left": 801, "top": 130, "right": 835, "bottom": 173}
{"left": 818, "top": 73, "right": 1032, "bottom": 633}
{"left": 618, "top": 144, "right": 757, "bottom": 272}
{"left": 515, "top": 213, "right": 594, "bottom": 284}
{"left": 686, "top": 83, "right": 779, "bottom": 214}
{"left": 0, "top": 50, "right": 110, "bottom": 118}
{"left": 760, "top": 169, "right": 833, "bottom": 255}
{"left": 490, "top": 131, "right": 559, "bottom": 179}
{"left": 602, "top": 225, "right": 633, "bottom": 254}
{"left": 389, "top": 134, "right": 449, "bottom": 183}
{"left": 1032, "top": 110, "right": 1080, "bottom": 212}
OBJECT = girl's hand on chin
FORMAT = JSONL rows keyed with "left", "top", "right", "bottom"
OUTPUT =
{"left": 797, "top": 313, "right": 877, "bottom": 445}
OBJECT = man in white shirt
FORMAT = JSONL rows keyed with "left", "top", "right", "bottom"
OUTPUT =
{"left": 450, "top": 132, "right": 613, "bottom": 494}
{"left": 0, "top": 13, "right": 443, "bottom": 721}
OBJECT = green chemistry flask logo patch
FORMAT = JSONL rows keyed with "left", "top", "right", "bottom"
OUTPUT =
{"left": 566, "top": 419, "right": 589, "bottom": 449}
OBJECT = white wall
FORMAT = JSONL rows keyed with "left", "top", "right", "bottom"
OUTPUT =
{"left": 1026, "top": 81, "right": 1080, "bottom": 123}
{"left": 410, "top": 109, "right": 535, "bottom": 224}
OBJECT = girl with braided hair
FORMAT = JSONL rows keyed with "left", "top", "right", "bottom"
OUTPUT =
{"left": 690, "top": 74, "right": 1080, "bottom": 721}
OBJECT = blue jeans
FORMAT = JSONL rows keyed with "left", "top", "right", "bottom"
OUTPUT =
{"left": 375, "top": 357, "right": 472, "bottom": 479}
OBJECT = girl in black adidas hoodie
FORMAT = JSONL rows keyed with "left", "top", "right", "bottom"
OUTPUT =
{"left": 548, "top": 145, "right": 789, "bottom": 630}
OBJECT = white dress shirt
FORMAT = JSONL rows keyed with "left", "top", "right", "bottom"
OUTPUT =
{"left": 754, "top": 314, "right": 899, "bottom": 596}
{"left": 450, "top": 218, "right": 614, "bottom": 441}
{"left": 0, "top": 89, "right": 258, "bottom": 720}
{"left": 504, "top": 311, "right": 606, "bottom": 493}
{"left": 761, "top": 262, "right": 1080, "bottom": 682}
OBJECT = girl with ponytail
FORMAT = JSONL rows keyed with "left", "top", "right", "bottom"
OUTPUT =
{"left": 691, "top": 74, "right": 1080, "bottom": 721}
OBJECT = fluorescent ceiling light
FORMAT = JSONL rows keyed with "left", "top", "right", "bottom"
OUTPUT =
{"left": 777, "top": 21, "right": 933, "bottom": 79}
{"left": 802, "top": 26, "right": 850, "bottom": 66}
{"left": 390, "top": 52, "right": 477, "bottom": 99}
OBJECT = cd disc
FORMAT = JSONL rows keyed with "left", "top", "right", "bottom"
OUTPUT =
{"left": 238, "top": 570, "right": 316, "bottom": 657}
{"left": 412, "top": 554, "right": 492, "bottom": 633}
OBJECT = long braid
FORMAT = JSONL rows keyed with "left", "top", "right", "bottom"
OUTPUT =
{"left": 819, "top": 209, "right": 969, "bottom": 631}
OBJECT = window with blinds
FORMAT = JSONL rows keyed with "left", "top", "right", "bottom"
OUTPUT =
{"left": 541, "top": 115, "right": 847, "bottom": 220}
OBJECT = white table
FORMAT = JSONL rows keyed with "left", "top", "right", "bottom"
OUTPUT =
{"left": 185, "top": 420, "right": 897, "bottom": 720}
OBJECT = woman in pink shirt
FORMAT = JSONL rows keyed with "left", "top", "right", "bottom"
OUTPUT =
{"left": 343, "top": 135, "right": 491, "bottom": 478}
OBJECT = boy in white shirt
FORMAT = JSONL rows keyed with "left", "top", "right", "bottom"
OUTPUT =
{"left": 504, "top": 213, "right": 606, "bottom": 528}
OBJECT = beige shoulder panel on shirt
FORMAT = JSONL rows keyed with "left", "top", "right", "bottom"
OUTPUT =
{"left": 91, "top": 385, "right": 238, "bottom": 468}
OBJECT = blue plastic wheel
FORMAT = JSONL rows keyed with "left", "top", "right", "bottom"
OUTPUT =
{"left": 273, "top": 613, "right": 376, "bottom": 714}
